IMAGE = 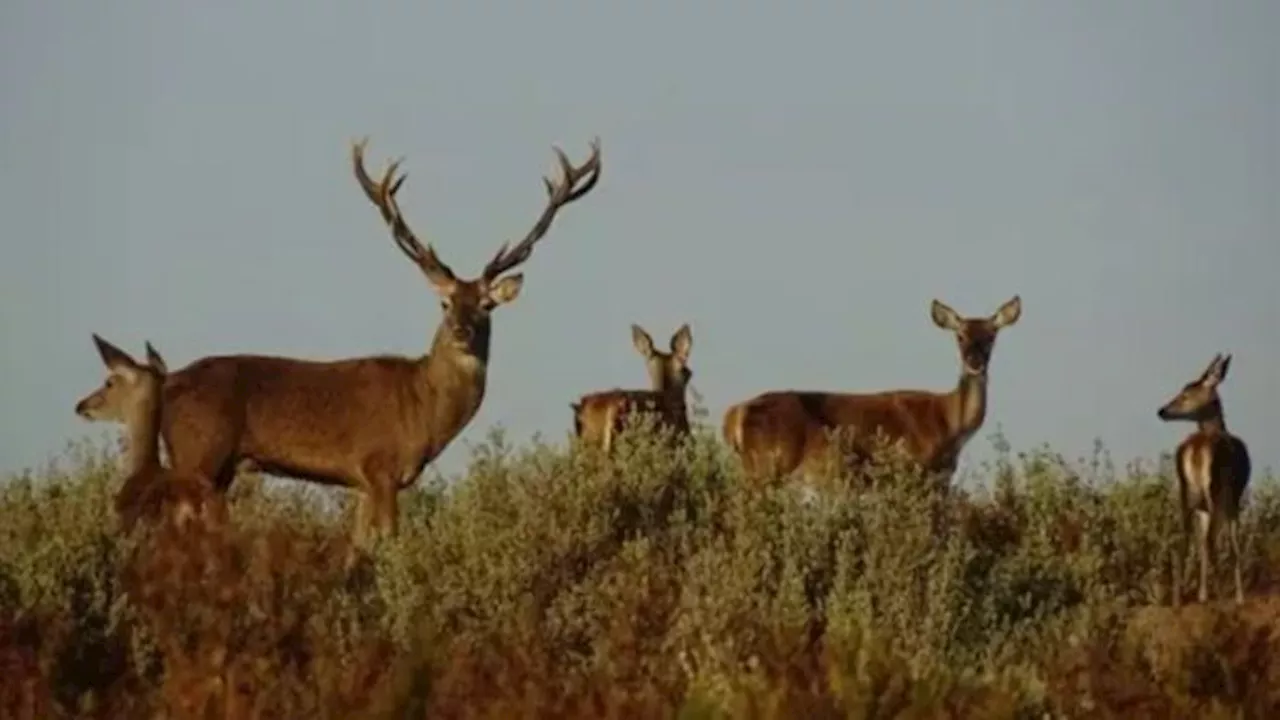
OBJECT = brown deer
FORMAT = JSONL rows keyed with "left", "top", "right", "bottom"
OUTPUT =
{"left": 83, "top": 137, "right": 602, "bottom": 547}
{"left": 74, "top": 335, "right": 227, "bottom": 534}
{"left": 1158, "top": 353, "right": 1251, "bottom": 606}
{"left": 723, "top": 296, "right": 1021, "bottom": 486}
{"left": 572, "top": 324, "right": 694, "bottom": 452}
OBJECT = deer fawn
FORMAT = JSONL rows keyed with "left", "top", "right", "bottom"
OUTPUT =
{"left": 79, "top": 138, "right": 602, "bottom": 547}
{"left": 723, "top": 296, "right": 1021, "bottom": 487}
{"left": 74, "top": 335, "right": 227, "bottom": 534}
{"left": 572, "top": 324, "right": 694, "bottom": 452}
{"left": 1158, "top": 353, "right": 1251, "bottom": 606}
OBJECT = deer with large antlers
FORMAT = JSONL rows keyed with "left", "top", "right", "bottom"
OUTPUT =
{"left": 79, "top": 138, "right": 602, "bottom": 547}
{"left": 573, "top": 324, "right": 694, "bottom": 452}
{"left": 723, "top": 296, "right": 1021, "bottom": 487}
{"left": 1158, "top": 352, "right": 1251, "bottom": 606}
{"left": 74, "top": 335, "right": 228, "bottom": 534}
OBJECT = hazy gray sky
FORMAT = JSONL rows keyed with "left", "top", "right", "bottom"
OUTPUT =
{"left": 3, "top": 1, "right": 1277, "bottom": 481}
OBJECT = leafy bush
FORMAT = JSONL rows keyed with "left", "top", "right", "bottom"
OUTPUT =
{"left": 3, "top": 420, "right": 1279, "bottom": 718}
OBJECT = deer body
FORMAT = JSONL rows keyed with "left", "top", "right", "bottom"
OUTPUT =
{"left": 724, "top": 296, "right": 1020, "bottom": 484}
{"left": 75, "top": 336, "right": 226, "bottom": 534}
{"left": 84, "top": 138, "right": 602, "bottom": 546}
{"left": 724, "top": 377, "right": 986, "bottom": 480}
{"left": 1158, "top": 353, "right": 1251, "bottom": 605}
{"left": 573, "top": 324, "right": 693, "bottom": 452}
{"left": 159, "top": 345, "right": 484, "bottom": 491}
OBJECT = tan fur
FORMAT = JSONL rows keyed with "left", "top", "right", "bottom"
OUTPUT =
{"left": 725, "top": 296, "right": 1021, "bottom": 485}
{"left": 574, "top": 324, "right": 694, "bottom": 452}
{"left": 81, "top": 138, "right": 602, "bottom": 548}
{"left": 721, "top": 403, "right": 746, "bottom": 453}
{"left": 1159, "top": 353, "right": 1252, "bottom": 605}
{"left": 74, "top": 335, "right": 227, "bottom": 535}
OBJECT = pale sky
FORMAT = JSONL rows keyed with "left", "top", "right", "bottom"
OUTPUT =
{"left": 3, "top": 1, "right": 1277, "bottom": 481}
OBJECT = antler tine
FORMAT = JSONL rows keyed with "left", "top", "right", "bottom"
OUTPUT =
{"left": 483, "top": 138, "right": 602, "bottom": 281}
{"left": 351, "top": 138, "right": 456, "bottom": 282}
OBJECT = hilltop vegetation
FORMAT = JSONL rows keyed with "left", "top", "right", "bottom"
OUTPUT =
{"left": 3, "top": 416, "right": 1280, "bottom": 718}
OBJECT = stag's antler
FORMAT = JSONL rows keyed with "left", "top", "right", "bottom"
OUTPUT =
{"left": 351, "top": 138, "right": 458, "bottom": 284}
{"left": 482, "top": 138, "right": 602, "bottom": 281}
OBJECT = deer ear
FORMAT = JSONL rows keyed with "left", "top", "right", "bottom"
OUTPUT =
{"left": 486, "top": 274, "right": 524, "bottom": 306}
{"left": 930, "top": 300, "right": 962, "bottom": 331}
{"left": 991, "top": 295, "right": 1022, "bottom": 328}
{"left": 632, "top": 325, "right": 656, "bottom": 357}
{"left": 92, "top": 334, "right": 136, "bottom": 371}
{"left": 145, "top": 342, "right": 169, "bottom": 375}
{"left": 1204, "top": 353, "right": 1231, "bottom": 386}
{"left": 670, "top": 324, "right": 693, "bottom": 364}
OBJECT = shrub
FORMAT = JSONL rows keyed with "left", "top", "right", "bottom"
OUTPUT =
{"left": 2, "top": 421, "right": 1278, "bottom": 718}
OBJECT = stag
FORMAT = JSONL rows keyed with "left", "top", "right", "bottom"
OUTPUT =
{"left": 1158, "top": 352, "right": 1251, "bottom": 606}
{"left": 723, "top": 296, "right": 1021, "bottom": 487}
{"left": 75, "top": 335, "right": 227, "bottom": 534}
{"left": 572, "top": 324, "right": 694, "bottom": 452}
{"left": 81, "top": 138, "right": 601, "bottom": 546}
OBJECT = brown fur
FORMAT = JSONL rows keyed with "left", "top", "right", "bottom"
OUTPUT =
{"left": 82, "top": 138, "right": 602, "bottom": 548}
{"left": 74, "top": 335, "right": 227, "bottom": 535}
{"left": 573, "top": 324, "right": 693, "bottom": 452}
{"left": 723, "top": 296, "right": 1022, "bottom": 484}
{"left": 1158, "top": 353, "right": 1252, "bottom": 605}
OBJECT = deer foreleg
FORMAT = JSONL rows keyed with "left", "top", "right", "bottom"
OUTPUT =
{"left": 373, "top": 483, "right": 399, "bottom": 538}
{"left": 352, "top": 491, "right": 375, "bottom": 549}
{"left": 1194, "top": 510, "right": 1213, "bottom": 604}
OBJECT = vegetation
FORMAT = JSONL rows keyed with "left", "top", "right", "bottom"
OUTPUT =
{"left": 3, "top": 412, "right": 1279, "bottom": 719}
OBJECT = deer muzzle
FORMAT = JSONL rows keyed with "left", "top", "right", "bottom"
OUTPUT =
{"left": 74, "top": 395, "right": 99, "bottom": 419}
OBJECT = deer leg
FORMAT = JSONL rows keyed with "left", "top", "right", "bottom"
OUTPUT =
{"left": 342, "top": 490, "right": 375, "bottom": 572}
{"left": 373, "top": 483, "right": 399, "bottom": 538}
{"left": 1194, "top": 510, "right": 1213, "bottom": 604}
{"left": 352, "top": 490, "right": 375, "bottom": 548}
{"left": 1172, "top": 512, "right": 1188, "bottom": 608}
{"left": 1228, "top": 516, "right": 1244, "bottom": 604}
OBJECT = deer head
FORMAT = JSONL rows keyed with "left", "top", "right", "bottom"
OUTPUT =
{"left": 351, "top": 138, "right": 601, "bottom": 358}
{"left": 75, "top": 334, "right": 168, "bottom": 424}
{"left": 930, "top": 295, "right": 1022, "bottom": 376}
{"left": 631, "top": 323, "right": 693, "bottom": 396}
{"left": 1158, "top": 353, "right": 1231, "bottom": 422}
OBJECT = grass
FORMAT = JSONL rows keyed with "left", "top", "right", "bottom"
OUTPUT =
{"left": 2, "top": 414, "right": 1279, "bottom": 719}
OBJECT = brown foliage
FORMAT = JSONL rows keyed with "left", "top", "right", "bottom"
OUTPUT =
{"left": 4, "top": 431, "right": 1280, "bottom": 717}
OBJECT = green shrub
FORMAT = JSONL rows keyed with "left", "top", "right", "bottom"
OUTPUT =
{"left": 2, "top": 419, "right": 1278, "bottom": 718}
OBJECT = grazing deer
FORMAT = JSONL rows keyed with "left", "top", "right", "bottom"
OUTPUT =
{"left": 723, "top": 296, "right": 1021, "bottom": 486}
{"left": 1158, "top": 353, "right": 1251, "bottom": 606}
{"left": 83, "top": 138, "right": 602, "bottom": 547}
{"left": 74, "top": 335, "right": 227, "bottom": 534}
{"left": 572, "top": 324, "right": 694, "bottom": 452}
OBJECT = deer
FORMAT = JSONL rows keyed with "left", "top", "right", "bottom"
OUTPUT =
{"left": 572, "top": 324, "right": 694, "bottom": 453}
{"left": 1157, "top": 352, "right": 1251, "bottom": 606}
{"left": 79, "top": 137, "right": 602, "bottom": 548}
{"left": 74, "top": 335, "right": 228, "bottom": 534}
{"left": 722, "top": 296, "right": 1021, "bottom": 489}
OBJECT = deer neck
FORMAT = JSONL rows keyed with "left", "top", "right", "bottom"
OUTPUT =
{"left": 943, "top": 370, "right": 988, "bottom": 444}
{"left": 122, "top": 393, "right": 163, "bottom": 478}
{"left": 658, "top": 383, "right": 688, "bottom": 412}
{"left": 415, "top": 324, "right": 492, "bottom": 443}
{"left": 1196, "top": 402, "right": 1227, "bottom": 435}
